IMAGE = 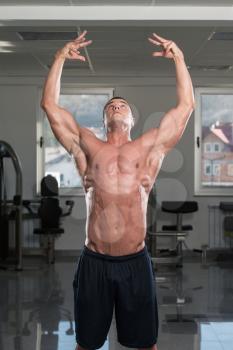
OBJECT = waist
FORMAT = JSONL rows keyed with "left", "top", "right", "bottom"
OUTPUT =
{"left": 82, "top": 244, "right": 148, "bottom": 262}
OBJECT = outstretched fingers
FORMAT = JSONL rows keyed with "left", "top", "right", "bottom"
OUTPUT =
{"left": 72, "top": 30, "right": 92, "bottom": 48}
{"left": 152, "top": 51, "right": 164, "bottom": 57}
{"left": 75, "top": 36, "right": 86, "bottom": 44}
{"left": 71, "top": 39, "right": 92, "bottom": 51}
{"left": 78, "top": 40, "right": 93, "bottom": 48}
{"left": 148, "top": 35, "right": 165, "bottom": 57}
{"left": 76, "top": 55, "right": 86, "bottom": 61}
{"left": 152, "top": 33, "right": 168, "bottom": 43}
{"left": 75, "top": 30, "right": 87, "bottom": 42}
{"left": 148, "top": 37, "right": 161, "bottom": 46}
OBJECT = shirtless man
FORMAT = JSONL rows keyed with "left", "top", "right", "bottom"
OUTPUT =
{"left": 41, "top": 30, "right": 195, "bottom": 350}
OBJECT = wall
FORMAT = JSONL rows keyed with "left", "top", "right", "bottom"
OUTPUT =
{"left": 0, "top": 75, "right": 232, "bottom": 252}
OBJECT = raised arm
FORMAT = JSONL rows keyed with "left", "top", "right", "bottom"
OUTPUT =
{"left": 145, "top": 33, "right": 195, "bottom": 155}
{"left": 40, "top": 30, "right": 92, "bottom": 155}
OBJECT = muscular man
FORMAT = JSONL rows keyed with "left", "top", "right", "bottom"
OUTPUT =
{"left": 41, "top": 30, "right": 195, "bottom": 350}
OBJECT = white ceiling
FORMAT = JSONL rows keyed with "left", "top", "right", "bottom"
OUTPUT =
{"left": 1, "top": 3, "right": 233, "bottom": 77}
{"left": 0, "top": 1, "right": 233, "bottom": 6}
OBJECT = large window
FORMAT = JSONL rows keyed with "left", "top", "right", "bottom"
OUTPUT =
{"left": 195, "top": 88, "right": 233, "bottom": 196}
{"left": 37, "top": 88, "right": 113, "bottom": 196}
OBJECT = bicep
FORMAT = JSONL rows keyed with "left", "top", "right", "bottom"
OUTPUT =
{"left": 154, "top": 104, "right": 193, "bottom": 153}
{"left": 43, "top": 104, "right": 97, "bottom": 155}
{"left": 139, "top": 104, "right": 193, "bottom": 157}
{"left": 43, "top": 104, "right": 81, "bottom": 153}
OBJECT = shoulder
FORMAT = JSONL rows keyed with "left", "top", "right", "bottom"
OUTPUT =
{"left": 78, "top": 127, "right": 106, "bottom": 156}
{"left": 133, "top": 128, "right": 159, "bottom": 148}
{"left": 132, "top": 129, "right": 168, "bottom": 160}
{"left": 80, "top": 127, "right": 97, "bottom": 138}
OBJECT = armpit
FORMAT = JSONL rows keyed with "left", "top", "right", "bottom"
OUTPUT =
{"left": 69, "top": 134, "right": 81, "bottom": 156}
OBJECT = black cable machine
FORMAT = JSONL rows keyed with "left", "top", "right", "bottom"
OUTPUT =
{"left": 0, "top": 140, "right": 23, "bottom": 271}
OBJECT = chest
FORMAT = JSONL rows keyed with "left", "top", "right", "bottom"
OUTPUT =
{"left": 89, "top": 146, "right": 146, "bottom": 176}
{"left": 83, "top": 142, "right": 163, "bottom": 194}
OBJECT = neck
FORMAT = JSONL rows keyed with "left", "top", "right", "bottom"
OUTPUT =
{"left": 106, "top": 129, "right": 131, "bottom": 147}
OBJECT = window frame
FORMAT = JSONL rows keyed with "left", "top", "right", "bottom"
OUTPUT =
{"left": 213, "top": 163, "right": 220, "bottom": 176}
{"left": 195, "top": 87, "right": 233, "bottom": 196}
{"left": 204, "top": 142, "right": 212, "bottom": 153}
{"left": 227, "top": 164, "right": 233, "bottom": 177}
{"left": 37, "top": 86, "right": 114, "bottom": 197}
{"left": 204, "top": 162, "right": 211, "bottom": 176}
{"left": 213, "top": 142, "right": 220, "bottom": 153}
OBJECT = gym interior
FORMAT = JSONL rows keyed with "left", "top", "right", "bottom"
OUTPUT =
{"left": 1, "top": 2, "right": 233, "bottom": 350}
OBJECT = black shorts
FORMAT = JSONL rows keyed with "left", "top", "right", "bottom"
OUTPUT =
{"left": 73, "top": 244, "right": 159, "bottom": 349}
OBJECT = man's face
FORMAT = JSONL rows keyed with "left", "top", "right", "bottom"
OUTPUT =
{"left": 103, "top": 98, "right": 134, "bottom": 130}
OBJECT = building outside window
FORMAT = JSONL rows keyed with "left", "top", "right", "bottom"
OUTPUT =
{"left": 195, "top": 88, "right": 233, "bottom": 195}
{"left": 204, "top": 143, "right": 212, "bottom": 153}
{"left": 227, "top": 164, "right": 233, "bottom": 177}
{"left": 213, "top": 163, "right": 220, "bottom": 176}
{"left": 213, "top": 143, "right": 220, "bottom": 152}
{"left": 204, "top": 162, "right": 211, "bottom": 176}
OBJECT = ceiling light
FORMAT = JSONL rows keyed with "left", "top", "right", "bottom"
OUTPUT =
{"left": 0, "top": 49, "right": 14, "bottom": 53}
{"left": 0, "top": 41, "right": 14, "bottom": 47}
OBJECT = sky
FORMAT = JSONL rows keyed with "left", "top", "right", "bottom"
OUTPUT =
{"left": 202, "top": 94, "right": 233, "bottom": 127}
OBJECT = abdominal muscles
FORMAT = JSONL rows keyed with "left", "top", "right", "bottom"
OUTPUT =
{"left": 85, "top": 182, "right": 149, "bottom": 254}
{"left": 83, "top": 149, "right": 155, "bottom": 254}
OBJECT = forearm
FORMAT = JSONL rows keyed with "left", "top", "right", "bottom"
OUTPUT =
{"left": 41, "top": 52, "right": 65, "bottom": 107}
{"left": 173, "top": 55, "right": 195, "bottom": 108}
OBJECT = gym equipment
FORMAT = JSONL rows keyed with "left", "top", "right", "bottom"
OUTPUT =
{"left": 219, "top": 202, "right": 233, "bottom": 238}
{"left": 0, "top": 140, "right": 23, "bottom": 271}
{"left": 24, "top": 175, "right": 74, "bottom": 264}
{"left": 0, "top": 140, "right": 74, "bottom": 269}
{"left": 149, "top": 201, "right": 198, "bottom": 267}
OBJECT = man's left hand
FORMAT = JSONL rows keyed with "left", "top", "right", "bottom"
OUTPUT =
{"left": 148, "top": 33, "right": 184, "bottom": 60}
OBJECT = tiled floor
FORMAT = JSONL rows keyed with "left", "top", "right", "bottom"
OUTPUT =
{"left": 0, "top": 255, "right": 233, "bottom": 350}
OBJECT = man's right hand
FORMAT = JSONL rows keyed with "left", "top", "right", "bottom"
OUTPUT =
{"left": 55, "top": 30, "right": 92, "bottom": 61}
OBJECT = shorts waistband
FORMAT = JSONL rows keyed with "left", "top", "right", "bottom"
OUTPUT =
{"left": 82, "top": 244, "right": 148, "bottom": 262}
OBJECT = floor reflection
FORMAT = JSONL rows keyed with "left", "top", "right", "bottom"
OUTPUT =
{"left": 0, "top": 258, "right": 233, "bottom": 350}
{"left": 200, "top": 320, "right": 233, "bottom": 350}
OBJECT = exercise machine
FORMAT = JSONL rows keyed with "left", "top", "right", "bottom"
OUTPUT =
{"left": 148, "top": 200, "right": 198, "bottom": 267}
{"left": 0, "top": 141, "right": 74, "bottom": 270}
{"left": 0, "top": 140, "right": 23, "bottom": 271}
{"left": 24, "top": 175, "right": 74, "bottom": 264}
